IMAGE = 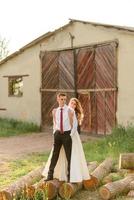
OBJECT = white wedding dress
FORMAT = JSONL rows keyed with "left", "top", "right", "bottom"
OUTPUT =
{"left": 42, "top": 110, "right": 90, "bottom": 182}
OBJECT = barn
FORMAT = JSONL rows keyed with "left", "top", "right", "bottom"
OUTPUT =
{"left": 0, "top": 19, "right": 134, "bottom": 135}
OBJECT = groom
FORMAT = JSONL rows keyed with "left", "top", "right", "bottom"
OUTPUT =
{"left": 45, "top": 93, "right": 73, "bottom": 182}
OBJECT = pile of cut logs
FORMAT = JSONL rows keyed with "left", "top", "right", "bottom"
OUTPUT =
{"left": 0, "top": 153, "right": 133, "bottom": 200}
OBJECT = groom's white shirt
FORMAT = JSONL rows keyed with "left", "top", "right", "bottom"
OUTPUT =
{"left": 53, "top": 104, "right": 71, "bottom": 132}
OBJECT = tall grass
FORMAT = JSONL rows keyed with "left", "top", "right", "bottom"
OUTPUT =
{"left": 0, "top": 118, "right": 40, "bottom": 137}
{"left": 83, "top": 125, "right": 134, "bottom": 162}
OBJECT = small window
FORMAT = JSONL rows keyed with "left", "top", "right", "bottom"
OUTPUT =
{"left": 8, "top": 77, "right": 23, "bottom": 97}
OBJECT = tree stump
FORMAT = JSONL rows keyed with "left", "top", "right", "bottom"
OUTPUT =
{"left": 99, "top": 175, "right": 134, "bottom": 200}
{"left": 59, "top": 182, "right": 82, "bottom": 199}
{"left": 119, "top": 153, "right": 134, "bottom": 169}
{"left": 0, "top": 166, "right": 43, "bottom": 200}
{"left": 83, "top": 158, "right": 114, "bottom": 190}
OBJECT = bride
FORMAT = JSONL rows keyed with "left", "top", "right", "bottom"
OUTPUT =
{"left": 42, "top": 97, "right": 90, "bottom": 182}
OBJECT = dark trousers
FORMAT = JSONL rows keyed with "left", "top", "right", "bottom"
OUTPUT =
{"left": 48, "top": 130, "right": 72, "bottom": 181}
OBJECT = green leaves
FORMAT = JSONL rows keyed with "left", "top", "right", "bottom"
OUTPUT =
{"left": 0, "top": 36, "right": 9, "bottom": 61}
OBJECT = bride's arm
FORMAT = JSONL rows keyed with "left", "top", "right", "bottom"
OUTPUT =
{"left": 68, "top": 109, "right": 78, "bottom": 136}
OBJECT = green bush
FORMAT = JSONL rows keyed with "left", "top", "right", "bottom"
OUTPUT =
{"left": 0, "top": 118, "right": 40, "bottom": 137}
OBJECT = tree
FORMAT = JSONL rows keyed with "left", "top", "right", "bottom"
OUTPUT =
{"left": 0, "top": 36, "right": 9, "bottom": 61}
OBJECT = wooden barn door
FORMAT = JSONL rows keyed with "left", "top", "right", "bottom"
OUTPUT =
{"left": 76, "top": 47, "right": 95, "bottom": 132}
{"left": 41, "top": 50, "right": 75, "bottom": 129}
{"left": 41, "top": 41, "right": 117, "bottom": 134}
{"left": 76, "top": 42, "right": 117, "bottom": 134}
{"left": 94, "top": 43, "right": 117, "bottom": 134}
{"left": 41, "top": 51, "right": 59, "bottom": 128}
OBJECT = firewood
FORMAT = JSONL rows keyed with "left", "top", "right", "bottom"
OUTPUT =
{"left": 59, "top": 182, "right": 82, "bottom": 199}
{"left": 119, "top": 153, "right": 134, "bottom": 169}
{"left": 41, "top": 179, "right": 63, "bottom": 200}
{"left": 26, "top": 178, "right": 62, "bottom": 200}
{"left": 129, "top": 181, "right": 134, "bottom": 190}
{"left": 26, "top": 185, "right": 35, "bottom": 199}
{"left": 0, "top": 192, "right": 3, "bottom": 200}
{"left": 87, "top": 161, "right": 99, "bottom": 173}
{"left": 127, "top": 190, "right": 134, "bottom": 197}
{"left": 26, "top": 178, "right": 45, "bottom": 198}
{"left": 99, "top": 175, "right": 134, "bottom": 200}
{"left": 0, "top": 166, "right": 43, "bottom": 200}
{"left": 26, "top": 178, "right": 44, "bottom": 199}
{"left": 102, "top": 172, "right": 123, "bottom": 185}
{"left": 127, "top": 181, "right": 134, "bottom": 198}
{"left": 118, "top": 168, "right": 131, "bottom": 177}
{"left": 83, "top": 158, "right": 114, "bottom": 190}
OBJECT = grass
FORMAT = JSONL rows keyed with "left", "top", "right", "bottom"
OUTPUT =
{"left": 0, "top": 118, "right": 40, "bottom": 137}
{"left": 83, "top": 124, "right": 134, "bottom": 162}
{"left": 0, "top": 153, "right": 49, "bottom": 189}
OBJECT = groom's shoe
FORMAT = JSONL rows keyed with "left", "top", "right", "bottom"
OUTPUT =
{"left": 67, "top": 175, "right": 70, "bottom": 183}
{"left": 44, "top": 175, "right": 53, "bottom": 182}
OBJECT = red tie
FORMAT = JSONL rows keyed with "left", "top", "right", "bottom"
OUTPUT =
{"left": 60, "top": 108, "right": 63, "bottom": 133}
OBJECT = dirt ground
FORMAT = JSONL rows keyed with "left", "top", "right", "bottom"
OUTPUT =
{"left": 0, "top": 132, "right": 52, "bottom": 160}
{"left": 0, "top": 132, "right": 95, "bottom": 161}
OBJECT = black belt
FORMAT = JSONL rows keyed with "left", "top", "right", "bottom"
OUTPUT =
{"left": 55, "top": 130, "right": 71, "bottom": 134}
{"left": 63, "top": 130, "right": 71, "bottom": 134}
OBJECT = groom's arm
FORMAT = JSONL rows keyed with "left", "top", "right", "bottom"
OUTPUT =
{"left": 52, "top": 108, "right": 56, "bottom": 134}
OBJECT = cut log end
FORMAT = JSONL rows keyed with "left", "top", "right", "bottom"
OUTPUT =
{"left": 99, "top": 186, "right": 111, "bottom": 200}
{"left": 59, "top": 182, "right": 82, "bottom": 199}
{"left": 89, "top": 158, "right": 114, "bottom": 187}
{"left": 59, "top": 183, "right": 74, "bottom": 199}
{"left": 127, "top": 190, "right": 134, "bottom": 197}
{"left": 0, "top": 192, "right": 3, "bottom": 200}
{"left": 41, "top": 182, "right": 56, "bottom": 200}
{"left": 83, "top": 176, "right": 99, "bottom": 190}
{"left": 99, "top": 175, "right": 134, "bottom": 200}
{"left": 1, "top": 191, "right": 12, "bottom": 200}
{"left": 41, "top": 179, "right": 61, "bottom": 200}
{"left": 119, "top": 153, "right": 134, "bottom": 170}
{"left": 26, "top": 185, "right": 35, "bottom": 198}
